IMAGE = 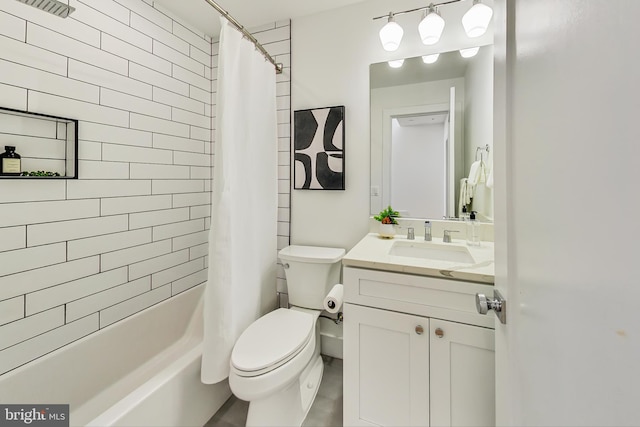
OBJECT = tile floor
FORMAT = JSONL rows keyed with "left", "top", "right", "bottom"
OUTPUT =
{"left": 205, "top": 356, "right": 343, "bottom": 427}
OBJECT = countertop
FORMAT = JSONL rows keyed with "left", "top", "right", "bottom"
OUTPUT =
{"left": 342, "top": 233, "right": 495, "bottom": 284}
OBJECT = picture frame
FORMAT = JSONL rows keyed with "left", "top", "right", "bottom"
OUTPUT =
{"left": 293, "top": 105, "right": 345, "bottom": 190}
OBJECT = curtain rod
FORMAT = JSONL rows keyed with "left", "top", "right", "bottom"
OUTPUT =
{"left": 203, "top": 0, "right": 283, "bottom": 74}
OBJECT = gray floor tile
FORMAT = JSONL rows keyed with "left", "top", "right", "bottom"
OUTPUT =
{"left": 205, "top": 356, "right": 342, "bottom": 427}
{"left": 204, "top": 395, "right": 249, "bottom": 427}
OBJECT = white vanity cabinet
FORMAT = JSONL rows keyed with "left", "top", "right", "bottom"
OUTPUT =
{"left": 343, "top": 266, "right": 495, "bottom": 427}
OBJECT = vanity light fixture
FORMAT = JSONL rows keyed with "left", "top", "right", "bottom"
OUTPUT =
{"left": 374, "top": 0, "right": 493, "bottom": 51}
{"left": 459, "top": 46, "right": 480, "bottom": 58}
{"left": 461, "top": 0, "right": 493, "bottom": 38}
{"left": 388, "top": 59, "right": 405, "bottom": 68}
{"left": 418, "top": 5, "right": 445, "bottom": 45}
{"left": 379, "top": 12, "right": 404, "bottom": 52}
{"left": 422, "top": 53, "right": 440, "bottom": 64}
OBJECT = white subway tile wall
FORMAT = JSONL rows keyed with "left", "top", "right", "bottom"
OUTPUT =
{"left": 0, "top": 1, "right": 291, "bottom": 375}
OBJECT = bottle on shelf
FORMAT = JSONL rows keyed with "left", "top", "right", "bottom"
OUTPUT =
{"left": 0, "top": 146, "right": 21, "bottom": 176}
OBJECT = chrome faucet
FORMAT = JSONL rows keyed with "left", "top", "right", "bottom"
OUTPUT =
{"left": 443, "top": 229, "right": 459, "bottom": 243}
{"left": 407, "top": 227, "right": 415, "bottom": 240}
{"left": 424, "top": 221, "right": 432, "bottom": 241}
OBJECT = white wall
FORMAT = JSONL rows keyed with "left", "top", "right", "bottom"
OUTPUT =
{"left": 390, "top": 120, "right": 446, "bottom": 218}
{"left": 291, "top": 0, "right": 493, "bottom": 251}
{"left": 0, "top": 1, "right": 291, "bottom": 376}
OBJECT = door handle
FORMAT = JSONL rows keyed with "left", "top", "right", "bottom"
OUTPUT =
{"left": 475, "top": 289, "right": 507, "bottom": 324}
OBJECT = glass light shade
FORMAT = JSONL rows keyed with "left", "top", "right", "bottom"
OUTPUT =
{"left": 418, "top": 9, "right": 445, "bottom": 45}
{"left": 388, "top": 59, "right": 405, "bottom": 68}
{"left": 459, "top": 47, "right": 480, "bottom": 58}
{"left": 379, "top": 18, "right": 404, "bottom": 52}
{"left": 422, "top": 53, "right": 440, "bottom": 64}
{"left": 462, "top": 1, "right": 493, "bottom": 38}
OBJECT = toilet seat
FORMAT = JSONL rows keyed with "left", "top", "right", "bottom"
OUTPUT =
{"left": 231, "top": 308, "right": 314, "bottom": 377}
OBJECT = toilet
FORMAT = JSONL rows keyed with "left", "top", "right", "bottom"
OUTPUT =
{"left": 228, "top": 245, "right": 345, "bottom": 427}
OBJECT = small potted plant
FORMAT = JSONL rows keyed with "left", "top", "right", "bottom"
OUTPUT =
{"left": 374, "top": 205, "right": 400, "bottom": 238}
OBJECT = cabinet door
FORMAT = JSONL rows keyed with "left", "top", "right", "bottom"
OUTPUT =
{"left": 430, "top": 319, "right": 495, "bottom": 427}
{"left": 344, "top": 303, "right": 429, "bottom": 427}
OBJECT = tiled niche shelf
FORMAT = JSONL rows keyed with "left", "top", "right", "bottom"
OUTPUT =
{"left": 0, "top": 106, "right": 78, "bottom": 179}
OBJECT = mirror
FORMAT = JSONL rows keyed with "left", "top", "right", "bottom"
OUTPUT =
{"left": 370, "top": 45, "right": 494, "bottom": 221}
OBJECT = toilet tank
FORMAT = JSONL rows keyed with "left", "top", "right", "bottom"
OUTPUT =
{"left": 278, "top": 245, "right": 345, "bottom": 310}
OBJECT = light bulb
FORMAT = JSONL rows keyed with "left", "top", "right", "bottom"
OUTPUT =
{"left": 459, "top": 47, "right": 480, "bottom": 58}
{"left": 388, "top": 59, "right": 405, "bottom": 68}
{"left": 418, "top": 6, "right": 445, "bottom": 46}
{"left": 462, "top": 0, "right": 493, "bottom": 38}
{"left": 422, "top": 53, "right": 440, "bottom": 64}
{"left": 379, "top": 13, "right": 404, "bottom": 52}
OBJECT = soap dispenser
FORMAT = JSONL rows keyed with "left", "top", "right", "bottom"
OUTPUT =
{"left": 460, "top": 205, "right": 470, "bottom": 221}
{"left": 466, "top": 211, "right": 480, "bottom": 246}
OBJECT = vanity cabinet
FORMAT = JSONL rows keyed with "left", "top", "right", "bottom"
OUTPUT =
{"left": 343, "top": 266, "right": 495, "bottom": 427}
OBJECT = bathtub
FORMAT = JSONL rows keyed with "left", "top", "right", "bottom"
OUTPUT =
{"left": 0, "top": 284, "right": 231, "bottom": 426}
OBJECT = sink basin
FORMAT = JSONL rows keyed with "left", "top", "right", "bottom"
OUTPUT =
{"left": 389, "top": 240, "right": 476, "bottom": 264}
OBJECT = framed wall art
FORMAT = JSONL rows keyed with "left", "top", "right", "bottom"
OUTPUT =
{"left": 293, "top": 105, "right": 345, "bottom": 190}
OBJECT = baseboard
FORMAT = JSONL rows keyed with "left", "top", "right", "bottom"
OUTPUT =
{"left": 320, "top": 333, "right": 343, "bottom": 359}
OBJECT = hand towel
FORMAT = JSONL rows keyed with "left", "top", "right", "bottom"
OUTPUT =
{"left": 468, "top": 160, "right": 482, "bottom": 186}
{"left": 458, "top": 178, "right": 473, "bottom": 215}
{"left": 486, "top": 164, "right": 494, "bottom": 188}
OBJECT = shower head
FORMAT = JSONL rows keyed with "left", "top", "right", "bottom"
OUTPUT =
{"left": 15, "top": 0, "right": 76, "bottom": 18}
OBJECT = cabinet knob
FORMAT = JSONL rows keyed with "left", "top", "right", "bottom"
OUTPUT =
{"left": 415, "top": 325, "right": 424, "bottom": 335}
{"left": 435, "top": 328, "right": 444, "bottom": 338}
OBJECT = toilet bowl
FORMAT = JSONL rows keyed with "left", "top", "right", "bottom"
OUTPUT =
{"left": 228, "top": 245, "right": 345, "bottom": 427}
{"left": 229, "top": 307, "right": 322, "bottom": 426}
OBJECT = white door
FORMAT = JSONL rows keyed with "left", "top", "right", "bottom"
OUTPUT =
{"left": 430, "top": 319, "right": 495, "bottom": 427}
{"left": 343, "top": 303, "right": 429, "bottom": 427}
{"left": 493, "top": 0, "right": 640, "bottom": 425}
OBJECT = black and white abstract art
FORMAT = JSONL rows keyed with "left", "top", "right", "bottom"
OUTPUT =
{"left": 293, "top": 106, "right": 345, "bottom": 190}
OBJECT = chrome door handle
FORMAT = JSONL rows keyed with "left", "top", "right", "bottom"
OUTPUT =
{"left": 475, "top": 294, "right": 498, "bottom": 315}
{"left": 475, "top": 289, "right": 507, "bottom": 324}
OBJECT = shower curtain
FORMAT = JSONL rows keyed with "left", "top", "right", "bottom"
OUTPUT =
{"left": 201, "top": 17, "right": 278, "bottom": 384}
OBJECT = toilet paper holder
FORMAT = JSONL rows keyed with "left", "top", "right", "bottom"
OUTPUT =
{"left": 320, "top": 311, "right": 343, "bottom": 325}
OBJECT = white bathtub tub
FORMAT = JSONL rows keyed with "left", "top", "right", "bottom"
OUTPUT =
{"left": 0, "top": 284, "right": 231, "bottom": 426}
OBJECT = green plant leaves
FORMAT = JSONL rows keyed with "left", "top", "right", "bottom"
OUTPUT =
{"left": 20, "top": 171, "right": 61, "bottom": 177}
{"left": 374, "top": 205, "right": 400, "bottom": 224}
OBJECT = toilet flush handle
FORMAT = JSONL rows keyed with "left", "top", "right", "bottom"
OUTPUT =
{"left": 283, "top": 263, "right": 289, "bottom": 269}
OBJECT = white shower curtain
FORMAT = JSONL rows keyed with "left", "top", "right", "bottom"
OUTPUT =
{"left": 201, "top": 17, "right": 278, "bottom": 384}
